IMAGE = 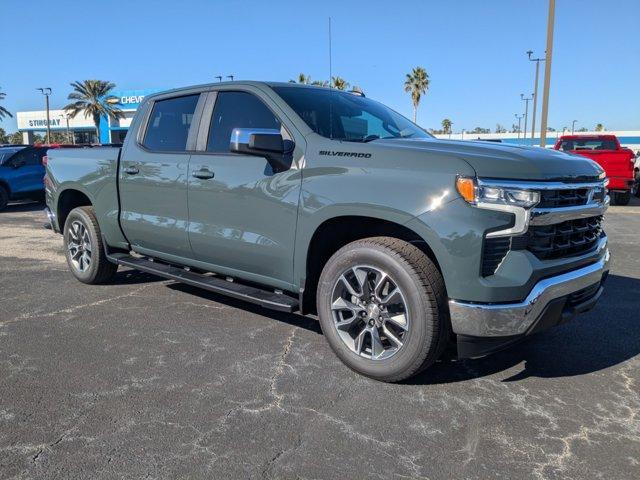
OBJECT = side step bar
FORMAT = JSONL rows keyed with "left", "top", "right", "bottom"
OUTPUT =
{"left": 107, "top": 252, "right": 299, "bottom": 313}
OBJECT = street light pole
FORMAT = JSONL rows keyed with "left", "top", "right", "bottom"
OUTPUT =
{"left": 571, "top": 119, "right": 577, "bottom": 134}
{"left": 515, "top": 114, "right": 524, "bottom": 143}
{"left": 37, "top": 87, "right": 52, "bottom": 144}
{"left": 226, "top": 75, "right": 235, "bottom": 81}
{"left": 527, "top": 50, "right": 546, "bottom": 141}
{"left": 540, "top": 0, "right": 556, "bottom": 147}
{"left": 521, "top": 94, "right": 534, "bottom": 143}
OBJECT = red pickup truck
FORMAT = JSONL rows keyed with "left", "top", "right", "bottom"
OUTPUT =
{"left": 554, "top": 134, "right": 635, "bottom": 205}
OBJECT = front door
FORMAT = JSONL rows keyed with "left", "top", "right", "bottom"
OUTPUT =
{"left": 119, "top": 93, "right": 201, "bottom": 259}
{"left": 187, "top": 89, "right": 303, "bottom": 288}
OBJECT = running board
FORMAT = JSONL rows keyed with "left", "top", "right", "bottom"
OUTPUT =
{"left": 107, "top": 253, "right": 299, "bottom": 313}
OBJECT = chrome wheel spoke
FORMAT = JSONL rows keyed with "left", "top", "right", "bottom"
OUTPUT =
{"left": 386, "top": 313, "right": 409, "bottom": 331}
{"left": 354, "top": 328, "right": 367, "bottom": 354}
{"left": 370, "top": 328, "right": 384, "bottom": 358}
{"left": 382, "top": 324, "right": 403, "bottom": 348}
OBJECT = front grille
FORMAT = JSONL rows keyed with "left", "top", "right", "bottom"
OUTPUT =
{"left": 566, "top": 282, "right": 601, "bottom": 308}
{"left": 481, "top": 237, "right": 511, "bottom": 276}
{"left": 516, "top": 216, "right": 603, "bottom": 260}
{"left": 537, "top": 188, "right": 590, "bottom": 208}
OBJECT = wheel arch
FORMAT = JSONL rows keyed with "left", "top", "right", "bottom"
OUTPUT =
{"left": 300, "top": 215, "right": 443, "bottom": 314}
{"left": 57, "top": 188, "right": 93, "bottom": 230}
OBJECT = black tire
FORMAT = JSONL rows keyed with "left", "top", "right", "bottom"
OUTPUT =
{"left": 633, "top": 177, "right": 640, "bottom": 198}
{"left": 0, "top": 186, "right": 8, "bottom": 212}
{"left": 63, "top": 206, "right": 118, "bottom": 284}
{"left": 317, "top": 237, "right": 449, "bottom": 382}
{"left": 614, "top": 191, "right": 631, "bottom": 206}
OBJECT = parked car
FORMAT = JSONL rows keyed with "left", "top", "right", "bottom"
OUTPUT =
{"left": 0, "top": 145, "right": 52, "bottom": 210}
{"left": 44, "top": 82, "right": 610, "bottom": 382}
{"left": 554, "top": 135, "right": 635, "bottom": 205}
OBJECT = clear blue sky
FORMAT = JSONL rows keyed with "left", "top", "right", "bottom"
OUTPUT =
{"left": 1, "top": 0, "right": 638, "bottom": 133}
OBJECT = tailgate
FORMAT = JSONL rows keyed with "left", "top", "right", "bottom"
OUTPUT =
{"left": 572, "top": 150, "right": 634, "bottom": 179}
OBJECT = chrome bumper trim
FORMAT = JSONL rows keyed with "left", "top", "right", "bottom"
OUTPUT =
{"left": 449, "top": 247, "right": 610, "bottom": 337}
{"left": 530, "top": 196, "right": 609, "bottom": 226}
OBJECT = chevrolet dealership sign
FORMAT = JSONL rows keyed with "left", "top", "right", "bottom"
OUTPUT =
{"left": 17, "top": 110, "right": 94, "bottom": 130}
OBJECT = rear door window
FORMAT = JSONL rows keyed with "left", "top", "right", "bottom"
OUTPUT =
{"left": 206, "top": 91, "right": 281, "bottom": 153}
{"left": 143, "top": 94, "right": 200, "bottom": 151}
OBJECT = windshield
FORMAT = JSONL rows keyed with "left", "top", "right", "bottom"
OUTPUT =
{"left": 272, "top": 86, "right": 432, "bottom": 142}
{"left": 560, "top": 139, "right": 617, "bottom": 151}
{"left": 0, "top": 147, "right": 25, "bottom": 164}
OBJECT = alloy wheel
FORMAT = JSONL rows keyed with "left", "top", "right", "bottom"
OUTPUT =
{"left": 330, "top": 265, "right": 410, "bottom": 360}
{"left": 67, "top": 220, "right": 92, "bottom": 272}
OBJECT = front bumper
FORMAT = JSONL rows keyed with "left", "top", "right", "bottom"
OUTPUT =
{"left": 450, "top": 246, "right": 610, "bottom": 357}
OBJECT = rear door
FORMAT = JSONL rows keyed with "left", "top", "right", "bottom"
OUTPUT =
{"left": 186, "top": 88, "right": 304, "bottom": 288}
{"left": 118, "top": 92, "right": 204, "bottom": 259}
{"left": 3, "top": 147, "right": 45, "bottom": 194}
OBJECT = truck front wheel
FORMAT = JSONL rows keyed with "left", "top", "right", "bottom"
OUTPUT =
{"left": 316, "top": 237, "right": 448, "bottom": 382}
{"left": 63, "top": 206, "right": 117, "bottom": 284}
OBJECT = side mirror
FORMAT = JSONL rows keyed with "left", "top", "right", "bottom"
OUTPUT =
{"left": 230, "top": 128, "right": 293, "bottom": 172}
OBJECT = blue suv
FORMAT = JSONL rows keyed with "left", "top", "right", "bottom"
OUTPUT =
{"left": 0, "top": 145, "right": 51, "bottom": 211}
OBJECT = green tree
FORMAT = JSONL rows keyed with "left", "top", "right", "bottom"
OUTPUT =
{"left": 577, "top": 127, "right": 588, "bottom": 132}
{"left": 403, "top": 67, "right": 430, "bottom": 123}
{"left": 331, "top": 76, "right": 350, "bottom": 90}
{"left": 495, "top": 123, "right": 506, "bottom": 133}
{"left": 0, "top": 127, "right": 8, "bottom": 143}
{"left": 470, "top": 127, "right": 490, "bottom": 134}
{"left": 0, "top": 88, "right": 12, "bottom": 120}
{"left": 9, "top": 131, "right": 25, "bottom": 144}
{"left": 290, "top": 73, "right": 312, "bottom": 84}
{"left": 595, "top": 123, "right": 604, "bottom": 132}
{"left": 64, "top": 80, "right": 124, "bottom": 143}
{"left": 441, "top": 119, "right": 453, "bottom": 134}
{"left": 511, "top": 124, "right": 521, "bottom": 133}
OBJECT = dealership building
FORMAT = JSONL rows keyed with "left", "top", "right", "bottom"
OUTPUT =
{"left": 15, "top": 88, "right": 162, "bottom": 144}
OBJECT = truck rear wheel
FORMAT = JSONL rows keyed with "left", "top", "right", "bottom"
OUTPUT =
{"left": 613, "top": 191, "right": 631, "bottom": 206}
{"left": 63, "top": 206, "right": 117, "bottom": 284}
{"left": 316, "top": 237, "right": 448, "bottom": 382}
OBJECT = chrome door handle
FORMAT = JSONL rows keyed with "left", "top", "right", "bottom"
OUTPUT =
{"left": 124, "top": 166, "right": 139, "bottom": 175}
{"left": 192, "top": 168, "right": 215, "bottom": 180}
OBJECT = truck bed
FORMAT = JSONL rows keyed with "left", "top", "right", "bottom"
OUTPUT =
{"left": 45, "top": 146, "right": 125, "bottom": 247}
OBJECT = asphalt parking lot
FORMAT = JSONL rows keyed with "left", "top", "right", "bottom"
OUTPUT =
{"left": 0, "top": 200, "right": 639, "bottom": 480}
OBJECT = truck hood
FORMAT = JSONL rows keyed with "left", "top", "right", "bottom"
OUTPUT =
{"left": 373, "top": 138, "right": 604, "bottom": 182}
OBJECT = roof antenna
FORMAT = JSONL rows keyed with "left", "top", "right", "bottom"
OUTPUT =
{"left": 328, "top": 17, "right": 334, "bottom": 140}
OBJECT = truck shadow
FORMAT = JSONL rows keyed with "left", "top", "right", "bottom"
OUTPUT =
{"left": 166, "top": 283, "right": 323, "bottom": 334}
{"left": 155, "top": 273, "right": 639, "bottom": 385}
{"left": 410, "top": 273, "right": 640, "bottom": 385}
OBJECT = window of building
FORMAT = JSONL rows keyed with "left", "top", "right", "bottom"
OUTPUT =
{"left": 143, "top": 94, "right": 200, "bottom": 151}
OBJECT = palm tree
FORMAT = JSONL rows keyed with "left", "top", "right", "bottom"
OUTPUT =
{"left": 290, "top": 73, "right": 312, "bottom": 84}
{"left": 441, "top": 118, "right": 452, "bottom": 134}
{"left": 331, "top": 76, "right": 350, "bottom": 91}
{"left": 311, "top": 80, "right": 329, "bottom": 87}
{"left": 404, "top": 67, "right": 430, "bottom": 123}
{"left": 595, "top": 123, "right": 604, "bottom": 132}
{"left": 64, "top": 80, "right": 124, "bottom": 142}
{"left": 0, "top": 88, "right": 12, "bottom": 120}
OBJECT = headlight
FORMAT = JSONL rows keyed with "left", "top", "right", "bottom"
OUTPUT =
{"left": 456, "top": 177, "right": 540, "bottom": 208}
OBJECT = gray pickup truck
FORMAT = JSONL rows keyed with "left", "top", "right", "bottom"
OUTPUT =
{"left": 45, "top": 82, "right": 610, "bottom": 382}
